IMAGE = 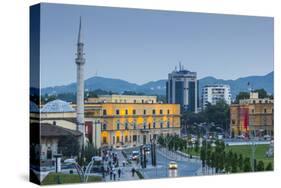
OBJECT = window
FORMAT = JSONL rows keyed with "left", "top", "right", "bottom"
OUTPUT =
{"left": 160, "top": 109, "right": 163, "bottom": 115}
{"left": 116, "top": 109, "right": 120, "bottom": 115}
{"left": 252, "top": 109, "right": 255, "bottom": 113}
{"left": 113, "top": 136, "right": 115, "bottom": 144}
{"left": 125, "top": 109, "right": 128, "bottom": 115}
{"left": 167, "top": 121, "right": 170, "bottom": 128}
{"left": 143, "top": 109, "right": 146, "bottom": 115}
{"left": 232, "top": 120, "right": 235, "bottom": 124}
{"left": 133, "top": 135, "right": 137, "bottom": 142}
{"left": 152, "top": 109, "right": 156, "bottom": 115}
{"left": 160, "top": 122, "right": 163, "bottom": 129}
{"left": 116, "top": 136, "right": 120, "bottom": 143}
{"left": 125, "top": 136, "right": 128, "bottom": 142}
{"left": 125, "top": 122, "right": 128, "bottom": 130}
{"left": 148, "top": 123, "right": 151, "bottom": 129}
{"left": 103, "top": 123, "right": 107, "bottom": 130}
{"left": 103, "top": 137, "right": 107, "bottom": 144}
{"left": 133, "top": 122, "right": 136, "bottom": 129}
{"left": 133, "top": 109, "right": 136, "bottom": 115}
{"left": 116, "top": 121, "right": 120, "bottom": 130}
{"left": 143, "top": 123, "right": 146, "bottom": 129}
{"left": 47, "top": 148, "right": 52, "bottom": 160}
{"left": 264, "top": 108, "right": 267, "bottom": 113}
{"left": 153, "top": 122, "right": 156, "bottom": 129}
{"left": 167, "top": 110, "right": 170, "bottom": 115}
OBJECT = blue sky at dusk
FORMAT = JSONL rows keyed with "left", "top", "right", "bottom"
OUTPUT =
{"left": 40, "top": 3, "right": 274, "bottom": 88}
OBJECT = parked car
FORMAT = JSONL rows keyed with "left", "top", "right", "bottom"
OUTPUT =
{"left": 131, "top": 150, "right": 140, "bottom": 160}
{"left": 236, "top": 135, "right": 245, "bottom": 139}
{"left": 168, "top": 161, "right": 178, "bottom": 169}
{"left": 264, "top": 135, "right": 272, "bottom": 141}
{"left": 64, "top": 158, "right": 76, "bottom": 164}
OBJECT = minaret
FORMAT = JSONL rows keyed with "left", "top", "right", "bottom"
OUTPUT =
{"left": 75, "top": 17, "right": 85, "bottom": 143}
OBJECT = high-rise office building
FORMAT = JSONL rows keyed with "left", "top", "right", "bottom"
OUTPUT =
{"left": 166, "top": 63, "right": 199, "bottom": 113}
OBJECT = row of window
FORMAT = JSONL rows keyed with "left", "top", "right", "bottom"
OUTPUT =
{"left": 104, "top": 134, "right": 159, "bottom": 144}
{"left": 103, "top": 109, "right": 171, "bottom": 116}
{"left": 102, "top": 121, "right": 171, "bottom": 130}
{"left": 251, "top": 108, "right": 273, "bottom": 113}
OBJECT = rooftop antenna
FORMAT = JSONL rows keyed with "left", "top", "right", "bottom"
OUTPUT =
{"left": 179, "top": 61, "right": 182, "bottom": 71}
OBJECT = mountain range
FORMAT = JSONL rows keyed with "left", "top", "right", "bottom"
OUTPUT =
{"left": 41, "top": 71, "right": 273, "bottom": 99}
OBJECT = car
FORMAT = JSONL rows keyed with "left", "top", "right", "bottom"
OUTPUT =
{"left": 64, "top": 158, "right": 76, "bottom": 164}
{"left": 236, "top": 135, "right": 245, "bottom": 139}
{"left": 263, "top": 135, "right": 272, "bottom": 141}
{"left": 143, "top": 146, "right": 151, "bottom": 154}
{"left": 168, "top": 161, "right": 178, "bottom": 169}
{"left": 131, "top": 150, "right": 140, "bottom": 160}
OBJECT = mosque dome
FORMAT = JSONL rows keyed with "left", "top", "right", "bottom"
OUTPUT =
{"left": 30, "top": 101, "right": 39, "bottom": 113}
{"left": 41, "top": 99, "right": 75, "bottom": 113}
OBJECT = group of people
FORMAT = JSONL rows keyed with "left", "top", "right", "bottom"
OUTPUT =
{"left": 102, "top": 148, "right": 123, "bottom": 181}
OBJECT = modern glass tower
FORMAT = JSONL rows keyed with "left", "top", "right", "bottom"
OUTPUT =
{"left": 166, "top": 63, "right": 199, "bottom": 113}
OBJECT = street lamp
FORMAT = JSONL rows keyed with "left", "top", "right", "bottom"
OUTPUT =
{"left": 64, "top": 157, "right": 97, "bottom": 183}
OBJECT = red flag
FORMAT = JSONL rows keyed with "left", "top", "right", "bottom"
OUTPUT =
{"left": 243, "top": 108, "right": 249, "bottom": 130}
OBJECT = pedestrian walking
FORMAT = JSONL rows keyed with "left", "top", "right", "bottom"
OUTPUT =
{"left": 131, "top": 167, "right": 135, "bottom": 177}
{"left": 110, "top": 170, "right": 113, "bottom": 180}
{"left": 113, "top": 172, "right": 116, "bottom": 181}
{"left": 118, "top": 168, "right": 121, "bottom": 178}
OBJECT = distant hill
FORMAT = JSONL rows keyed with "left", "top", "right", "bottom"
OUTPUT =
{"left": 41, "top": 72, "right": 273, "bottom": 99}
{"left": 199, "top": 72, "right": 273, "bottom": 98}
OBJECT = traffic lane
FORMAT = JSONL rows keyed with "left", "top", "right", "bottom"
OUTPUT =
{"left": 142, "top": 149, "right": 201, "bottom": 179}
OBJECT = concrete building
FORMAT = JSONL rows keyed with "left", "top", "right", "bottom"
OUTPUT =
{"left": 85, "top": 95, "right": 181, "bottom": 147}
{"left": 202, "top": 84, "right": 231, "bottom": 109}
{"left": 166, "top": 63, "right": 199, "bottom": 113}
{"left": 87, "top": 95, "right": 157, "bottom": 104}
{"left": 230, "top": 92, "right": 274, "bottom": 138}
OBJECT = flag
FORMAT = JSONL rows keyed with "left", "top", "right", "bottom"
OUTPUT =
{"left": 243, "top": 108, "right": 249, "bottom": 131}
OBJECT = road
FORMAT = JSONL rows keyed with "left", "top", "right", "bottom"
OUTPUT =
{"left": 123, "top": 146, "right": 202, "bottom": 180}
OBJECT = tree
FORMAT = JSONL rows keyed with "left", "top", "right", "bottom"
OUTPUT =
{"left": 84, "top": 143, "right": 99, "bottom": 163}
{"left": 58, "top": 135, "right": 80, "bottom": 157}
{"left": 195, "top": 140, "right": 199, "bottom": 154}
{"left": 256, "top": 161, "right": 265, "bottom": 171}
{"left": 204, "top": 100, "right": 230, "bottom": 130}
{"left": 265, "top": 162, "right": 273, "bottom": 171}
{"left": 225, "top": 150, "right": 233, "bottom": 173}
{"left": 231, "top": 153, "right": 238, "bottom": 173}
{"left": 200, "top": 140, "right": 207, "bottom": 167}
{"left": 243, "top": 157, "right": 252, "bottom": 172}
{"left": 157, "top": 135, "right": 165, "bottom": 146}
{"left": 235, "top": 92, "right": 250, "bottom": 103}
{"left": 238, "top": 154, "right": 244, "bottom": 171}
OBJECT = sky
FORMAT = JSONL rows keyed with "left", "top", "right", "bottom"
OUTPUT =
{"left": 39, "top": 3, "right": 274, "bottom": 88}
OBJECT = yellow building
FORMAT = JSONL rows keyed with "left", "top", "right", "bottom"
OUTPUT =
{"left": 230, "top": 92, "right": 274, "bottom": 138}
{"left": 85, "top": 96, "right": 181, "bottom": 147}
{"left": 39, "top": 96, "right": 181, "bottom": 148}
{"left": 86, "top": 94, "right": 157, "bottom": 104}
